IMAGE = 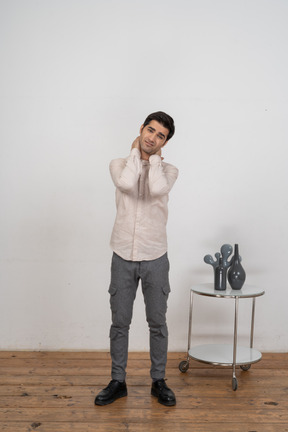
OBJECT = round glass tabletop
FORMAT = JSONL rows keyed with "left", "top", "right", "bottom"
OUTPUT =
{"left": 191, "top": 283, "right": 265, "bottom": 298}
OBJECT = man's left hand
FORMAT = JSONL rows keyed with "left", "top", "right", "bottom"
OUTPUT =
{"left": 155, "top": 148, "right": 164, "bottom": 160}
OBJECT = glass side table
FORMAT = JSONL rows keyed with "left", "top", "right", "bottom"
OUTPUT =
{"left": 178, "top": 283, "right": 265, "bottom": 390}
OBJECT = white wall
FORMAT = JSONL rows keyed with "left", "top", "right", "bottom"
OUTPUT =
{"left": 0, "top": 0, "right": 287, "bottom": 352}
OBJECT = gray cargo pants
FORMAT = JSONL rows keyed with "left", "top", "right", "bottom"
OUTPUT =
{"left": 109, "top": 252, "right": 170, "bottom": 382}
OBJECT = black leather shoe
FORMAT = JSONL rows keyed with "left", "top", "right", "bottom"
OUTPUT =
{"left": 95, "top": 380, "right": 127, "bottom": 406}
{"left": 151, "top": 379, "right": 176, "bottom": 406}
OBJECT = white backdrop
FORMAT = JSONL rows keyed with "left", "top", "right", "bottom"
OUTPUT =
{"left": 0, "top": 0, "right": 287, "bottom": 352}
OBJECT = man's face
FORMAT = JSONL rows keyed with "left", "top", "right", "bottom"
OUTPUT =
{"left": 139, "top": 120, "right": 169, "bottom": 158}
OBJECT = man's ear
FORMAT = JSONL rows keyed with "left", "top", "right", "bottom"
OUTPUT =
{"left": 139, "top": 124, "right": 144, "bottom": 134}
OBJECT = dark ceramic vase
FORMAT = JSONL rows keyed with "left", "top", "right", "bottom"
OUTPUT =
{"left": 228, "top": 244, "right": 246, "bottom": 290}
{"left": 214, "top": 257, "right": 227, "bottom": 290}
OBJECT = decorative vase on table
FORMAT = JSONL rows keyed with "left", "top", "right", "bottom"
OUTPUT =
{"left": 214, "top": 257, "right": 227, "bottom": 290}
{"left": 228, "top": 244, "right": 246, "bottom": 290}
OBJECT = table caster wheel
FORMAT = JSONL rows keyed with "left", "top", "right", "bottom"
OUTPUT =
{"left": 179, "top": 360, "right": 189, "bottom": 373}
{"left": 240, "top": 364, "right": 251, "bottom": 371}
{"left": 232, "top": 377, "right": 238, "bottom": 391}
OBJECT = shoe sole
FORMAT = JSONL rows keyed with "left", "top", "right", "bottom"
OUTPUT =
{"left": 95, "top": 390, "right": 127, "bottom": 406}
{"left": 151, "top": 389, "right": 176, "bottom": 406}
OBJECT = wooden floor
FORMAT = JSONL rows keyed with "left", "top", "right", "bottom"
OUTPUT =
{"left": 0, "top": 351, "right": 287, "bottom": 432}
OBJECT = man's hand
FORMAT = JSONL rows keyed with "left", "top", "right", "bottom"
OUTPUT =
{"left": 155, "top": 148, "right": 164, "bottom": 160}
{"left": 131, "top": 137, "right": 140, "bottom": 151}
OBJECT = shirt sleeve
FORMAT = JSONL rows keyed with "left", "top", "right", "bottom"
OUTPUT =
{"left": 109, "top": 148, "right": 142, "bottom": 193}
{"left": 148, "top": 155, "right": 179, "bottom": 196}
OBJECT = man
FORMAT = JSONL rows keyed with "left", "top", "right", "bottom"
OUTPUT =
{"left": 95, "top": 111, "right": 178, "bottom": 407}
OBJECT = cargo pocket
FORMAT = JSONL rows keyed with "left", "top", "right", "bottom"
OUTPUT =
{"left": 108, "top": 284, "right": 118, "bottom": 314}
{"left": 109, "top": 284, "right": 117, "bottom": 296}
{"left": 162, "top": 282, "right": 171, "bottom": 296}
{"left": 109, "top": 326, "right": 118, "bottom": 340}
{"left": 160, "top": 324, "right": 168, "bottom": 338}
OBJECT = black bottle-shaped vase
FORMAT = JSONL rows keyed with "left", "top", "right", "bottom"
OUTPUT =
{"left": 214, "top": 257, "right": 227, "bottom": 290}
{"left": 228, "top": 244, "right": 246, "bottom": 290}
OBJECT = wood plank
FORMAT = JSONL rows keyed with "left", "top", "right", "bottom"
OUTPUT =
{"left": 0, "top": 381, "right": 288, "bottom": 400}
{"left": 3, "top": 365, "right": 288, "bottom": 377}
{"left": 0, "top": 356, "right": 286, "bottom": 369}
{"left": 0, "top": 407, "right": 287, "bottom": 423}
{"left": 0, "top": 383, "right": 287, "bottom": 398}
{"left": 1, "top": 373, "right": 288, "bottom": 388}
{"left": 0, "top": 423, "right": 286, "bottom": 432}
{"left": 0, "top": 394, "right": 287, "bottom": 410}
{"left": 0, "top": 354, "right": 287, "bottom": 372}
{"left": 0, "top": 366, "right": 287, "bottom": 382}
{"left": 0, "top": 351, "right": 286, "bottom": 361}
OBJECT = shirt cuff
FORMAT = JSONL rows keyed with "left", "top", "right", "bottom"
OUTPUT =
{"left": 130, "top": 148, "right": 141, "bottom": 158}
{"left": 149, "top": 154, "right": 162, "bottom": 165}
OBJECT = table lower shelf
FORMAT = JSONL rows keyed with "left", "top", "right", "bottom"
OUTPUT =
{"left": 188, "top": 344, "right": 262, "bottom": 366}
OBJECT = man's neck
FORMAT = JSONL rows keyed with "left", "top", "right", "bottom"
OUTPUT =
{"left": 140, "top": 149, "right": 150, "bottom": 161}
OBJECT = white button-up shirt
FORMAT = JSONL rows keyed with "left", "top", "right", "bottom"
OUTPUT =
{"left": 109, "top": 148, "right": 178, "bottom": 261}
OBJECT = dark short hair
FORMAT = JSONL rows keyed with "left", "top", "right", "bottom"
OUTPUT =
{"left": 143, "top": 111, "right": 175, "bottom": 141}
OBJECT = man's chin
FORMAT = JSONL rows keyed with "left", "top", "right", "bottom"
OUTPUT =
{"left": 141, "top": 147, "right": 154, "bottom": 156}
